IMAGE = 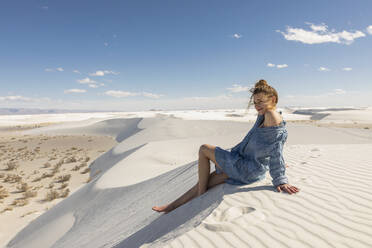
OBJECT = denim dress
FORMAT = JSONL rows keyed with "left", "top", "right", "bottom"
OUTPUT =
{"left": 214, "top": 112, "right": 289, "bottom": 187}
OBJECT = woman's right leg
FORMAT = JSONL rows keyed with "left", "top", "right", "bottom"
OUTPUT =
{"left": 152, "top": 171, "right": 228, "bottom": 213}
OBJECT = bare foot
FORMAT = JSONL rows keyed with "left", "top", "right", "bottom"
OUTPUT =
{"left": 285, "top": 163, "right": 289, "bottom": 168}
{"left": 152, "top": 204, "right": 174, "bottom": 214}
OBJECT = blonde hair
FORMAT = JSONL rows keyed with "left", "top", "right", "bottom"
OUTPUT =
{"left": 245, "top": 79, "right": 278, "bottom": 113}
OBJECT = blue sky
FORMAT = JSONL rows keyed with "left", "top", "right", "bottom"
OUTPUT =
{"left": 1, "top": 0, "right": 371, "bottom": 111}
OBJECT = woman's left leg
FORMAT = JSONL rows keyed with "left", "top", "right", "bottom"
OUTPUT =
{"left": 198, "top": 144, "right": 225, "bottom": 195}
{"left": 152, "top": 145, "right": 228, "bottom": 213}
{"left": 152, "top": 171, "right": 228, "bottom": 213}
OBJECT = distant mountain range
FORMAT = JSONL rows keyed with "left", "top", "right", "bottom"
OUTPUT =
{"left": 0, "top": 108, "right": 120, "bottom": 115}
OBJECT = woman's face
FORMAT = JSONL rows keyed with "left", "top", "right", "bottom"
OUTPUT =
{"left": 253, "top": 93, "right": 275, "bottom": 115}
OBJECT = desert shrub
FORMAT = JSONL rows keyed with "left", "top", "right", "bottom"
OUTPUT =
{"left": 4, "top": 174, "right": 22, "bottom": 183}
{"left": 81, "top": 168, "right": 90, "bottom": 174}
{"left": 41, "top": 172, "right": 54, "bottom": 179}
{"left": 16, "top": 182, "right": 29, "bottom": 192}
{"left": 64, "top": 157, "right": 77, "bottom": 163}
{"left": 44, "top": 188, "right": 69, "bottom": 201}
{"left": 43, "top": 162, "right": 51, "bottom": 168}
{"left": 55, "top": 174, "right": 71, "bottom": 183}
{"left": 0, "top": 186, "right": 9, "bottom": 199}
{"left": 59, "top": 188, "right": 70, "bottom": 198}
{"left": 59, "top": 183, "right": 68, "bottom": 189}
{"left": 71, "top": 165, "right": 80, "bottom": 171}
{"left": 45, "top": 189, "right": 59, "bottom": 201}
{"left": 46, "top": 182, "right": 54, "bottom": 189}
{"left": 84, "top": 157, "right": 90, "bottom": 162}
{"left": 56, "top": 159, "right": 64, "bottom": 167}
{"left": 0, "top": 207, "right": 13, "bottom": 213}
{"left": 11, "top": 198, "right": 29, "bottom": 207}
{"left": 5, "top": 161, "right": 19, "bottom": 171}
{"left": 23, "top": 190, "right": 37, "bottom": 198}
{"left": 51, "top": 163, "right": 62, "bottom": 174}
{"left": 48, "top": 156, "right": 57, "bottom": 161}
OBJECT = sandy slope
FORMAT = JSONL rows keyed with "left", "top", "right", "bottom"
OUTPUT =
{"left": 0, "top": 133, "right": 117, "bottom": 247}
{"left": 2, "top": 109, "right": 372, "bottom": 248}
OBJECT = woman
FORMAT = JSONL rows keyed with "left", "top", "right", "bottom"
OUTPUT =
{"left": 152, "top": 79, "right": 300, "bottom": 214}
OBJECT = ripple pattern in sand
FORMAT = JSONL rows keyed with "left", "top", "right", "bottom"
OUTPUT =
{"left": 158, "top": 144, "right": 372, "bottom": 248}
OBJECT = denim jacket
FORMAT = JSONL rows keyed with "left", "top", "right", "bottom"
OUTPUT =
{"left": 226, "top": 112, "right": 288, "bottom": 187}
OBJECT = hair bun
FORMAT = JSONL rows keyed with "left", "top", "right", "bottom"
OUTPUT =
{"left": 255, "top": 79, "right": 268, "bottom": 88}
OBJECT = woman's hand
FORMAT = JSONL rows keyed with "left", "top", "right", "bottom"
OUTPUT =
{"left": 276, "top": 184, "right": 300, "bottom": 194}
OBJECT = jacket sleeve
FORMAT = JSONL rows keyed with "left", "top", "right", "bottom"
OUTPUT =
{"left": 268, "top": 141, "right": 288, "bottom": 187}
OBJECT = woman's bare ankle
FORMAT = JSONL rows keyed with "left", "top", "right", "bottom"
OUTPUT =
{"left": 152, "top": 203, "right": 176, "bottom": 213}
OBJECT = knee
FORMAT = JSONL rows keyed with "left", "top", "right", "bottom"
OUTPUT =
{"left": 199, "top": 144, "right": 208, "bottom": 156}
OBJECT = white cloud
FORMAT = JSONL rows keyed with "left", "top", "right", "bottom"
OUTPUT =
{"left": 227, "top": 84, "right": 250, "bottom": 93}
{"left": 367, "top": 25, "right": 372, "bottom": 35}
{"left": 331, "top": 89, "right": 346, "bottom": 95}
{"left": 77, "top": 77, "right": 97, "bottom": 84}
{"left": 342, "top": 67, "right": 352, "bottom": 71}
{"left": 90, "top": 70, "right": 119, "bottom": 76}
{"left": 277, "top": 22, "right": 366, "bottom": 45}
{"left": 233, "top": 33, "right": 242, "bottom": 39}
{"left": 267, "top": 63, "right": 288, "bottom": 68}
{"left": 64, "top": 89, "right": 87, "bottom": 94}
{"left": 45, "top": 67, "right": 64, "bottom": 72}
{"left": 318, "top": 67, "right": 330, "bottom": 71}
{"left": 88, "top": 84, "right": 99, "bottom": 88}
{"left": 0, "top": 95, "right": 32, "bottom": 101}
{"left": 308, "top": 22, "right": 328, "bottom": 32}
{"left": 104, "top": 90, "right": 140, "bottom": 98}
{"left": 104, "top": 90, "right": 163, "bottom": 98}
{"left": 73, "top": 70, "right": 81, "bottom": 74}
{"left": 142, "top": 92, "right": 164, "bottom": 99}
{"left": 276, "top": 64, "right": 288, "bottom": 68}
{"left": 182, "top": 94, "right": 232, "bottom": 101}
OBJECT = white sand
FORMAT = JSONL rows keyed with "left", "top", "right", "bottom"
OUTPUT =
{"left": 0, "top": 134, "right": 117, "bottom": 247}
{"left": 2, "top": 107, "right": 372, "bottom": 248}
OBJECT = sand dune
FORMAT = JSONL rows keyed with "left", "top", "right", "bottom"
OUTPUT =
{"left": 2, "top": 108, "right": 372, "bottom": 248}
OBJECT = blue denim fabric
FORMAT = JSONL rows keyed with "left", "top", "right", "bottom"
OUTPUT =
{"left": 214, "top": 112, "right": 288, "bottom": 187}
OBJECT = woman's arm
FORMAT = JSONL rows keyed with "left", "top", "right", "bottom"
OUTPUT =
{"left": 268, "top": 141, "right": 288, "bottom": 187}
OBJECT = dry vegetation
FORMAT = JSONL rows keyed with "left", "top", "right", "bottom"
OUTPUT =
{"left": 0, "top": 186, "right": 9, "bottom": 199}
{"left": 55, "top": 174, "right": 71, "bottom": 183}
{"left": 3, "top": 174, "right": 22, "bottom": 183}
{"left": 81, "top": 167, "right": 90, "bottom": 174}
{"left": 16, "top": 182, "right": 29, "bottom": 192}
{"left": 5, "top": 161, "right": 19, "bottom": 171}
{"left": 0, "top": 206, "right": 13, "bottom": 213}
{"left": 23, "top": 190, "right": 38, "bottom": 199}
{"left": 44, "top": 188, "right": 70, "bottom": 201}
{"left": 0, "top": 132, "right": 114, "bottom": 229}
{"left": 11, "top": 198, "right": 29, "bottom": 207}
